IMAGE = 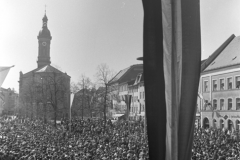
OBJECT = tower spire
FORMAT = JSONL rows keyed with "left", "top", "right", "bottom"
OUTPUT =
{"left": 37, "top": 8, "right": 52, "bottom": 68}
{"left": 45, "top": 5, "right": 46, "bottom": 15}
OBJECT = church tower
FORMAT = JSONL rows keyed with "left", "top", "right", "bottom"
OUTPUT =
{"left": 37, "top": 11, "right": 52, "bottom": 68}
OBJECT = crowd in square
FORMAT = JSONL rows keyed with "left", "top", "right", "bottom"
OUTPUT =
{"left": 192, "top": 127, "right": 240, "bottom": 160}
{"left": 0, "top": 116, "right": 149, "bottom": 160}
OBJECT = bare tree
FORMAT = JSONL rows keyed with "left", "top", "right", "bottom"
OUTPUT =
{"left": 41, "top": 72, "right": 70, "bottom": 127}
{"left": 71, "top": 74, "right": 92, "bottom": 119}
{"left": 19, "top": 77, "right": 37, "bottom": 119}
{"left": 95, "top": 63, "right": 115, "bottom": 123}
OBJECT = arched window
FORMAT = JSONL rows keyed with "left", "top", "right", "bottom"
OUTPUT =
{"left": 228, "top": 98, "right": 232, "bottom": 110}
{"left": 203, "top": 118, "right": 209, "bottom": 129}
{"left": 236, "top": 98, "right": 240, "bottom": 110}
{"left": 228, "top": 120, "right": 233, "bottom": 131}
{"left": 213, "top": 119, "right": 217, "bottom": 128}
{"left": 213, "top": 99, "right": 217, "bottom": 110}
{"left": 220, "top": 119, "right": 224, "bottom": 129}
{"left": 227, "top": 78, "right": 233, "bottom": 90}
{"left": 213, "top": 80, "right": 217, "bottom": 91}
{"left": 236, "top": 120, "right": 240, "bottom": 131}
{"left": 220, "top": 99, "right": 224, "bottom": 110}
{"left": 236, "top": 76, "right": 240, "bottom": 89}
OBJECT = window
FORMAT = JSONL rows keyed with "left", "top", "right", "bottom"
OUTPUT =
{"left": 213, "top": 80, "right": 217, "bottom": 91}
{"left": 213, "top": 99, "right": 217, "bottom": 110}
{"left": 203, "top": 100, "right": 208, "bottom": 111}
{"left": 143, "top": 92, "right": 145, "bottom": 99}
{"left": 228, "top": 98, "right": 232, "bottom": 110}
{"left": 227, "top": 78, "right": 233, "bottom": 89}
{"left": 220, "top": 79, "right": 224, "bottom": 90}
{"left": 220, "top": 99, "right": 224, "bottom": 110}
{"left": 236, "top": 76, "right": 240, "bottom": 89}
{"left": 220, "top": 119, "right": 224, "bottom": 129}
{"left": 236, "top": 98, "right": 240, "bottom": 110}
{"left": 236, "top": 120, "right": 240, "bottom": 130}
{"left": 213, "top": 119, "right": 217, "bottom": 128}
{"left": 204, "top": 81, "right": 208, "bottom": 92}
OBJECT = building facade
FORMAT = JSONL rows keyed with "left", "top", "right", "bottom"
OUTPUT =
{"left": 199, "top": 35, "right": 240, "bottom": 130}
{"left": 0, "top": 88, "right": 19, "bottom": 115}
{"left": 108, "top": 64, "right": 144, "bottom": 118}
{"left": 128, "top": 73, "right": 145, "bottom": 120}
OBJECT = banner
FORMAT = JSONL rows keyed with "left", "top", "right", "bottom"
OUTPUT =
{"left": 162, "top": 0, "right": 201, "bottom": 159}
{"left": 142, "top": 0, "right": 201, "bottom": 159}
{"left": 70, "top": 93, "right": 74, "bottom": 108}
{"left": 0, "top": 66, "right": 14, "bottom": 87}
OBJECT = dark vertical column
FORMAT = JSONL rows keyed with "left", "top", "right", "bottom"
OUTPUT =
{"left": 178, "top": 0, "right": 201, "bottom": 159}
{"left": 142, "top": 0, "right": 166, "bottom": 159}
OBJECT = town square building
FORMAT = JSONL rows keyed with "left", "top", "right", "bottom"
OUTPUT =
{"left": 198, "top": 34, "right": 240, "bottom": 130}
{"left": 18, "top": 13, "right": 70, "bottom": 120}
{"left": 108, "top": 64, "right": 143, "bottom": 117}
{"left": 0, "top": 87, "right": 18, "bottom": 115}
{"left": 128, "top": 72, "right": 145, "bottom": 120}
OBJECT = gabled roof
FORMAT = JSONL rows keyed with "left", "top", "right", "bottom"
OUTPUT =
{"left": 36, "top": 65, "right": 63, "bottom": 74}
{"left": 109, "top": 67, "right": 130, "bottom": 84}
{"left": 22, "top": 65, "right": 70, "bottom": 78}
{"left": 204, "top": 35, "right": 240, "bottom": 72}
{"left": 108, "top": 64, "right": 143, "bottom": 85}
{"left": 201, "top": 34, "right": 235, "bottom": 72}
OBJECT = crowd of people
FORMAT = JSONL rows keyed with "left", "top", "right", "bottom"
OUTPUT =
{"left": 192, "top": 127, "right": 240, "bottom": 160}
{"left": 3, "top": 115, "right": 240, "bottom": 160}
{"left": 0, "top": 116, "right": 149, "bottom": 160}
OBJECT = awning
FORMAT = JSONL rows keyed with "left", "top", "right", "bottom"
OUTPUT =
{"left": 113, "top": 114, "right": 124, "bottom": 118}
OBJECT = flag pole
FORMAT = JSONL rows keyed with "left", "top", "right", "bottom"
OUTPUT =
{"left": 69, "top": 92, "right": 73, "bottom": 133}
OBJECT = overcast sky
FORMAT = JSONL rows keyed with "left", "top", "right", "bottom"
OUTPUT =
{"left": 1, "top": 0, "right": 240, "bottom": 92}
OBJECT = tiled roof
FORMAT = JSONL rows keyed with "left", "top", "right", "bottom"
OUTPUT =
{"left": 204, "top": 35, "right": 240, "bottom": 71}
{"left": 201, "top": 34, "right": 235, "bottom": 72}
{"left": 127, "top": 80, "right": 135, "bottom": 86}
{"left": 108, "top": 64, "right": 143, "bottom": 85}
{"left": 109, "top": 67, "right": 130, "bottom": 84}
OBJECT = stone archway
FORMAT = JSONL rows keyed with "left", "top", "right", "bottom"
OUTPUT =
{"left": 203, "top": 117, "right": 209, "bottom": 129}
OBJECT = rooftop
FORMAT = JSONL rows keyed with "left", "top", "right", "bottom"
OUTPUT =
{"left": 204, "top": 35, "right": 240, "bottom": 71}
{"left": 108, "top": 64, "right": 143, "bottom": 85}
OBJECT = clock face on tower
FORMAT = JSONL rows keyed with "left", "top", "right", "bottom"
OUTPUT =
{"left": 42, "top": 42, "right": 47, "bottom": 46}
